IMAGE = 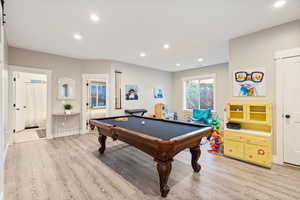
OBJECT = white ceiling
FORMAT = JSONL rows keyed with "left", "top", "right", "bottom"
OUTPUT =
{"left": 6, "top": 0, "right": 300, "bottom": 71}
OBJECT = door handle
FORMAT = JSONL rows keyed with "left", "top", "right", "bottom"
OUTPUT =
{"left": 285, "top": 114, "right": 291, "bottom": 119}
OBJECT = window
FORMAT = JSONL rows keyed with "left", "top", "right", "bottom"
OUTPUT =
{"left": 183, "top": 75, "right": 215, "bottom": 110}
{"left": 90, "top": 82, "right": 106, "bottom": 108}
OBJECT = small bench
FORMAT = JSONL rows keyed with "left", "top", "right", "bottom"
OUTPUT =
{"left": 125, "top": 109, "right": 147, "bottom": 116}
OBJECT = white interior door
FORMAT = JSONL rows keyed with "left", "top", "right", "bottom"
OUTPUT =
{"left": 282, "top": 56, "right": 300, "bottom": 166}
{"left": 15, "top": 73, "right": 26, "bottom": 131}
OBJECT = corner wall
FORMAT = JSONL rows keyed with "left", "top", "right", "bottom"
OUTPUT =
{"left": 229, "top": 19, "right": 300, "bottom": 101}
{"left": 110, "top": 61, "right": 173, "bottom": 116}
{"left": 7, "top": 47, "right": 173, "bottom": 124}
{"left": 229, "top": 19, "right": 300, "bottom": 156}
{"left": 172, "top": 63, "right": 229, "bottom": 120}
{"left": 8, "top": 47, "right": 82, "bottom": 113}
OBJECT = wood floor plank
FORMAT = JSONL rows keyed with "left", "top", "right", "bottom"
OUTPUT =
{"left": 5, "top": 134, "right": 300, "bottom": 200}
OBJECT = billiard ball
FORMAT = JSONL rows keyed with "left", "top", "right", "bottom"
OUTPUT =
{"left": 141, "top": 121, "right": 145, "bottom": 125}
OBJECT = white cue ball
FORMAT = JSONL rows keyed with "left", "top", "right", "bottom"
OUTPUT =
{"left": 141, "top": 121, "right": 145, "bottom": 125}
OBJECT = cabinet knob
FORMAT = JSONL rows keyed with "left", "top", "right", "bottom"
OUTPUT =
{"left": 257, "top": 149, "right": 265, "bottom": 155}
{"left": 229, "top": 149, "right": 232, "bottom": 152}
{"left": 249, "top": 155, "right": 253, "bottom": 159}
{"left": 285, "top": 114, "right": 291, "bottom": 119}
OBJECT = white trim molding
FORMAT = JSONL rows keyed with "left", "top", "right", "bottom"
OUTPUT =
{"left": 182, "top": 73, "right": 217, "bottom": 112}
{"left": 81, "top": 74, "right": 110, "bottom": 134}
{"left": 274, "top": 48, "right": 300, "bottom": 60}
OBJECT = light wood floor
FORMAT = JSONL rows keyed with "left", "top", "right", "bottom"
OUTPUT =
{"left": 14, "top": 129, "right": 40, "bottom": 143}
{"left": 5, "top": 133, "right": 300, "bottom": 200}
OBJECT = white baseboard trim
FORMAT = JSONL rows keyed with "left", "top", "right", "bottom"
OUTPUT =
{"left": 273, "top": 154, "right": 284, "bottom": 165}
{"left": 0, "top": 191, "right": 3, "bottom": 200}
{"left": 53, "top": 131, "right": 81, "bottom": 138}
{"left": 4, "top": 143, "right": 9, "bottom": 164}
{"left": 80, "top": 129, "right": 88, "bottom": 135}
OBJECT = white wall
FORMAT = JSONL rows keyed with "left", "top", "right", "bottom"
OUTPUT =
{"left": 8, "top": 47, "right": 174, "bottom": 127}
{"left": 229, "top": 19, "right": 300, "bottom": 102}
{"left": 8, "top": 47, "right": 82, "bottom": 114}
{"left": 172, "top": 63, "right": 229, "bottom": 120}
{"left": 229, "top": 19, "right": 300, "bottom": 155}
{"left": 80, "top": 60, "right": 111, "bottom": 74}
{"left": 110, "top": 61, "right": 173, "bottom": 116}
{"left": 0, "top": 4, "right": 8, "bottom": 198}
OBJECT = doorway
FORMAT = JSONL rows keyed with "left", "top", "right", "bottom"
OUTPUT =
{"left": 276, "top": 48, "right": 300, "bottom": 166}
{"left": 13, "top": 71, "right": 47, "bottom": 143}
{"left": 9, "top": 65, "right": 52, "bottom": 144}
{"left": 82, "top": 74, "right": 109, "bottom": 134}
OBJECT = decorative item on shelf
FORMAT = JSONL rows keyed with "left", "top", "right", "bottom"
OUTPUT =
{"left": 64, "top": 104, "right": 73, "bottom": 115}
{"left": 208, "top": 117, "right": 223, "bottom": 153}
{"left": 226, "top": 122, "right": 241, "bottom": 130}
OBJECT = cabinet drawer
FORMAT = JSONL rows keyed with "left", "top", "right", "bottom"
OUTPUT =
{"left": 245, "top": 144, "right": 271, "bottom": 166}
{"left": 246, "top": 137, "right": 270, "bottom": 146}
{"left": 224, "top": 131, "right": 245, "bottom": 142}
{"left": 224, "top": 140, "right": 244, "bottom": 159}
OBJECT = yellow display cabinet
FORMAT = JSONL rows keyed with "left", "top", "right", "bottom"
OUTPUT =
{"left": 224, "top": 101, "right": 272, "bottom": 168}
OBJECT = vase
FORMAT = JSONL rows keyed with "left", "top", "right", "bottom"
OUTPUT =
{"left": 65, "top": 110, "right": 71, "bottom": 115}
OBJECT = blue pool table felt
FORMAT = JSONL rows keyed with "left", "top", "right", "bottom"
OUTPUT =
{"left": 96, "top": 116, "right": 208, "bottom": 140}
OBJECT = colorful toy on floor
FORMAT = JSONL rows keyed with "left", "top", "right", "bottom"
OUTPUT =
{"left": 207, "top": 117, "right": 223, "bottom": 153}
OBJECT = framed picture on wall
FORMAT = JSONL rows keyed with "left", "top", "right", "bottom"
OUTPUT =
{"left": 233, "top": 67, "right": 266, "bottom": 97}
{"left": 153, "top": 88, "right": 164, "bottom": 99}
{"left": 125, "top": 84, "right": 139, "bottom": 100}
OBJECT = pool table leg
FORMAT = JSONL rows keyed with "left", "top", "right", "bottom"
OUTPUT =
{"left": 98, "top": 134, "right": 107, "bottom": 154}
{"left": 156, "top": 159, "right": 172, "bottom": 198}
{"left": 190, "top": 145, "right": 201, "bottom": 172}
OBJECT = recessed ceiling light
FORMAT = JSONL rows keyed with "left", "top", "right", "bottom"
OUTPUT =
{"left": 273, "top": 0, "right": 286, "bottom": 8}
{"left": 198, "top": 58, "right": 204, "bottom": 62}
{"left": 73, "top": 34, "right": 82, "bottom": 40}
{"left": 90, "top": 14, "right": 100, "bottom": 22}
{"left": 139, "top": 52, "right": 146, "bottom": 57}
{"left": 176, "top": 63, "right": 181, "bottom": 67}
{"left": 163, "top": 44, "right": 170, "bottom": 49}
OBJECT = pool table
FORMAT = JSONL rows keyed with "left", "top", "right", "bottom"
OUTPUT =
{"left": 90, "top": 115, "right": 212, "bottom": 197}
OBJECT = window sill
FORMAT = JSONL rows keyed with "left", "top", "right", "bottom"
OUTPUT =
{"left": 182, "top": 109, "right": 216, "bottom": 113}
{"left": 90, "top": 107, "right": 107, "bottom": 110}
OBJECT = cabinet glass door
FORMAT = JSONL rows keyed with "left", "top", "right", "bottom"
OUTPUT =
{"left": 227, "top": 104, "right": 246, "bottom": 121}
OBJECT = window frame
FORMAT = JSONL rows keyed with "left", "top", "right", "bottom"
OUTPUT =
{"left": 182, "top": 74, "right": 216, "bottom": 112}
{"left": 90, "top": 82, "right": 107, "bottom": 109}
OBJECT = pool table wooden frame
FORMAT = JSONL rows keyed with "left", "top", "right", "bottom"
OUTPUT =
{"left": 90, "top": 116, "right": 212, "bottom": 197}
